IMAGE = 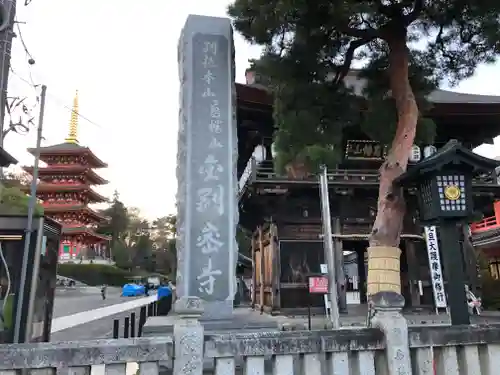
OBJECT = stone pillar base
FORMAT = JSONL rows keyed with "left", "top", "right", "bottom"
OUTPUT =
{"left": 367, "top": 246, "right": 402, "bottom": 296}
{"left": 370, "top": 292, "right": 412, "bottom": 375}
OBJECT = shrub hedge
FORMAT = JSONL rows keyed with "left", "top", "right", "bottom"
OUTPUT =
{"left": 57, "top": 263, "right": 135, "bottom": 286}
{"left": 481, "top": 277, "right": 500, "bottom": 310}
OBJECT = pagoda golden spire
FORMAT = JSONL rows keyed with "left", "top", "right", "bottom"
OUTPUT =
{"left": 65, "top": 90, "right": 79, "bottom": 144}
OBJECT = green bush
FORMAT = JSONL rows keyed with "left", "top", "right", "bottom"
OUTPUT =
{"left": 476, "top": 251, "right": 500, "bottom": 310}
{"left": 57, "top": 264, "right": 135, "bottom": 286}
{"left": 481, "top": 277, "right": 500, "bottom": 310}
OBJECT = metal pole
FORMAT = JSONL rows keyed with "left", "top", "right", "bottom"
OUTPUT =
{"left": 124, "top": 316, "right": 130, "bottom": 338}
{"left": 0, "top": 0, "right": 16, "bottom": 179}
{"left": 13, "top": 84, "right": 46, "bottom": 343}
{"left": 130, "top": 312, "right": 136, "bottom": 337}
{"left": 319, "top": 165, "right": 340, "bottom": 329}
{"left": 333, "top": 217, "right": 347, "bottom": 313}
{"left": 0, "top": 0, "right": 16, "bottom": 149}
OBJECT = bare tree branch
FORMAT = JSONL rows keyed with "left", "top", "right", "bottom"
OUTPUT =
{"left": 404, "top": 0, "right": 424, "bottom": 25}
{"left": 333, "top": 36, "right": 375, "bottom": 84}
{"left": 340, "top": 25, "right": 379, "bottom": 39}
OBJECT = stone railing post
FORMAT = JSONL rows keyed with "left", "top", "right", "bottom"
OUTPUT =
{"left": 173, "top": 297, "right": 205, "bottom": 375}
{"left": 371, "top": 291, "right": 412, "bottom": 375}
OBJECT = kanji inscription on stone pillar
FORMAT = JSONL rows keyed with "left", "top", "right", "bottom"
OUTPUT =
{"left": 176, "top": 14, "right": 237, "bottom": 319}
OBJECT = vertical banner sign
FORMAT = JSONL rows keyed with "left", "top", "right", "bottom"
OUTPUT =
{"left": 424, "top": 226, "right": 448, "bottom": 308}
{"left": 177, "top": 15, "right": 237, "bottom": 316}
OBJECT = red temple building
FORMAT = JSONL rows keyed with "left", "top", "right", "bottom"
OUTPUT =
{"left": 23, "top": 91, "right": 110, "bottom": 261}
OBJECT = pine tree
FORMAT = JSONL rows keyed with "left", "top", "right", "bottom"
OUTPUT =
{"left": 97, "top": 190, "right": 129, "bottom": 259}
{"left": 228, "top": 0, "right": 500, "bottom": 253}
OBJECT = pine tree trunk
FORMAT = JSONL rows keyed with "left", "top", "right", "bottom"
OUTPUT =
{"left": 367, "top": 33, "right": 419, "bottom": 296}
{"left": 370, "top": 36, "right": 419, "bottom": 247}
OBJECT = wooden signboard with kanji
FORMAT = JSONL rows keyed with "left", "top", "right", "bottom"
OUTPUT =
{"left": 344, "top": 140, "right": 388, "bottom": 161}
{"left": 308, "top": 276, "right": 329, "bottom": 294}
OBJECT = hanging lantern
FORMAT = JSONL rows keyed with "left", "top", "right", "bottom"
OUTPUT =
{"left": 424, "top": 145, "right": 437, "bottom": 159}
{"left": 271, "top": 142, "right": 278, "bottom": 159}
{"left": 409, "top": 145, "right": 421, "bottom": 163}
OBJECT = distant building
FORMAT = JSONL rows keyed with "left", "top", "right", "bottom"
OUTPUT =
{"left": 22, "top": 91, "right": 110, "bottom": 261}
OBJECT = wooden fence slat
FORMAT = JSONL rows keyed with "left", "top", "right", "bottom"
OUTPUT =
{"left": 244, "top": 356, "right": 265, "bottom": 375}
{"left": 272, "top": 355, "right": 294, "bottom": 375}
{"left": 327, "top": 352, "right": 349, "bottom": 375}
{"left": 357, "top": 351, "right": 375, "bottom": 375}
{"left": 459, "top": 346, "right": 481, "bottom": 375}
{"left": 412, "top": 347, "right": 434, "bottom": 375}
{"left": 302, "top": 354, "right": 321, "bottom": 375}
{"left": 104, "top": 364, "right": 127, "bottom": 375}
{"left": 57, "top": 367, "right": 91, "bottom": 375}
{"left": 437, "top": 347, "right": 459, "bottom": 375}
{"left": 215, "top": 357, "right": 235, "bottom": 375}
{"left": 138, "top": 362, "right": 159, "bottom": 375}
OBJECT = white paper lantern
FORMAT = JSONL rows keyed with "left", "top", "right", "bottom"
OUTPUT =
{"left": 271, "top": 142, "right": 277, "bottom": 158}
{"left": 424, "top": 145, "right": 437, "bottom": 159}
{"left": 409, "top": 145, "right": 421, "bottom": 163}
{"left": 253, "top": 144, "right": 267, "bottom": 162}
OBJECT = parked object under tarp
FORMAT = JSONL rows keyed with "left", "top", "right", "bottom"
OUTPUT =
{"left": 121, "top": 284, "right": 145, "bottom": 297}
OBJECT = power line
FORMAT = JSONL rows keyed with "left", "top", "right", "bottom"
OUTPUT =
{"left": 9, "top": 68, "right": 105, "bottom": 129}
{"left": 14, "top": 21, "right": 36, "bottom": 88}
{"left": 10, "top": 19, "right": 106, "bottom": 130}
{"left": 15, "top": 22, "right": 34, "bottom": 63}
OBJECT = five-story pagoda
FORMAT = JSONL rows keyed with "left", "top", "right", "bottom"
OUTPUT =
{"left": 22, "top": 91, "right": 110, "bottom": 261}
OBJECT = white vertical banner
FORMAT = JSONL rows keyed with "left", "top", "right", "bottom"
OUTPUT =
{"left": 424, "top": 226, "right": 448, "bottom": 308}
{"left": 320, "top": 263, "right": 330, "bottom": 318}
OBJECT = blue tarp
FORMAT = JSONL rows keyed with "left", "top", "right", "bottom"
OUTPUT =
{"left": 157, "top": 286, "right": 172, "bottom": 299}
{"left": 122, "top": 284, "right": 145, "bottom": 297}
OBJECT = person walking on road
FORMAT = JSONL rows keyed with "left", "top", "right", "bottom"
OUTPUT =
{"left": 101, "top": 284, "right": 107, "bottom": 300}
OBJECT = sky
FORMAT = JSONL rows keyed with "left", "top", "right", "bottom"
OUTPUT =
{"left": 4, "top": 0, "right": 500, "bottom": 220}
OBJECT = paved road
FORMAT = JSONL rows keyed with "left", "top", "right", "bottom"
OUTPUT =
{"left": 51, "top": 287, "right": 153, "bottom": 341}
{"left": 51, "top": 306, "right": 145, "bottom": 341}
{"left": 53, "top": 287, "right": 142, "bottom": 318}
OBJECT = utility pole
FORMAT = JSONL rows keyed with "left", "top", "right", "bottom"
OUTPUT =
{"left": 13, "top": 84, "right": 46, "bottom": 343}
{"left": 319, "top": 165, "right": 340, "bottom": 329}
{"left": 0, "top": 0, "right": 16, "bottom": 149}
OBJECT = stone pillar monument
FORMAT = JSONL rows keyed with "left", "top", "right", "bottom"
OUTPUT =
{"left": 176, "top": 14, "right": 237, "bottom": 320}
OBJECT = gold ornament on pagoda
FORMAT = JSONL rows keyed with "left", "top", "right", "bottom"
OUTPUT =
{"left": 444, "top": 184, "right": 461, "bottom": 200}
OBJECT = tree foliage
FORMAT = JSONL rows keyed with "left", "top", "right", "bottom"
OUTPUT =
{"left": 0, "top": 172, "right": 42, "bottom": 215}
{"left": 151, "top": 215, "right": 177, "bottom": 276}
{"left": 0, "top": 185, "right": 43, "bottom": 215}
{"left": 95, "top": 195, "right": 178, "bottom": 275}
{"left": 97, "top": 190, "right": 129, "bottom": 247}
{"left": 228, "top": 0, "right": 500, "bottom": 247}
{"left": 132, "top": 234, "right": 154, "bottom": 271}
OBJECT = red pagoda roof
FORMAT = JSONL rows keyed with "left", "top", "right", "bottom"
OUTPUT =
{"left": 23, "top": 183, "right": 108, "bottom": 203}
{"left": 22, "top": 165, "right": 108, "bottom": 185}
{"left": 62, "top": 226, "right": 111, "bottom": 241}
{"left": 28, "top": 142, "right": 107, "bottom": 168}
{"left": 43, "top": 205, "right": 108, "bottom": 222}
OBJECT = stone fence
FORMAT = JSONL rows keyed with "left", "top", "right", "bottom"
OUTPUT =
{"left": 1, "top": 293, "right": 500, "bottom": 375}
{"left": 1, "top": 320, "right": 500, "bottom": 374}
